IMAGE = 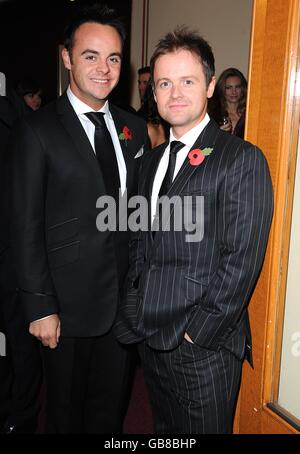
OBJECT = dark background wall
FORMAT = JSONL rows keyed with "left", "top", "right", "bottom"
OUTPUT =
{"left": 0, "top": 0, "right": 132, "bottom": 106}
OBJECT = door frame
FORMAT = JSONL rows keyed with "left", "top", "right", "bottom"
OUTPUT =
{"left": 234, "top": 0, "right": 300, "bottom": 434}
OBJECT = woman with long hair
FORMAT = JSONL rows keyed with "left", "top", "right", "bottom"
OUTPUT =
{"left": 209, "top": 67, "right": 247, "bottom": 138}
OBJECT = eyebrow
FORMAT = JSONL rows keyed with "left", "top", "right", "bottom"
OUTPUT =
{"left": 81, "top": 49, "right": 122, "bottom": 58}
{"left": 155, "top": 75, "right": 197, "bottom": 83}
{"left": 81, "top": 49, "right": 99, "bottom": 56}
{"left": 155, "top": 77, "right": 170, "bottom": 83}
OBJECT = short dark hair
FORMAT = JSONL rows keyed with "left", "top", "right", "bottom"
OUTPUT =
{"left": 63, "top": 3, "right": 126, "bottom": 58}
{"left": 150, "top": 27, "right": 215, "bottom": 88}
{"left": 138, "top": 66, "right": 150, "bottom": 76}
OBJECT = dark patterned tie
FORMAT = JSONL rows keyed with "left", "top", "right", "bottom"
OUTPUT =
{"left": 85, "top": 111, "right": 120, "bottom": 200}
{"left": 158, "top": 140, "right": 185, "bottom": 197}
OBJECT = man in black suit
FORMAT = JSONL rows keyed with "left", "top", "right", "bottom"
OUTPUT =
{"left": 116, "top": 28, "right": 273, "bottom": 433}
{"left": 10, "top": 4, "right": 147, "bottom": 434}
{"left": 0, "top": 86, "right": 42, "bottom": 434}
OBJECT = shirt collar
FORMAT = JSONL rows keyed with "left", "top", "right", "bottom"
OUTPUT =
{"left": 169, "top": 113, "right": 210, "bottom": 148}
{"left": 66, "top": 86, "right": 112, "bottom": 119}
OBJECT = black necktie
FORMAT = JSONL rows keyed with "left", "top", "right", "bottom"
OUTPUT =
{"left": 159, "top": 141, "right": 185, "bottom": 197}
{"left": 153, "top": 141, "right": 184, "bottom": 236}
{"left": 85, "top": 111, "right": 120, "bottom": 200}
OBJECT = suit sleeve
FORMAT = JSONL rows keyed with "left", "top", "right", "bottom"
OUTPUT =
{"left": 10, "top": 118, "right": 59, "bottom": 322}
{"left": 114, "top": 127, "right": 149, "bottom": 341}
{"left": 126, "top": 150, "right": 148, "bottom": 290}
{"left": 186, "top": 146, "right": 273, "bottom": 350}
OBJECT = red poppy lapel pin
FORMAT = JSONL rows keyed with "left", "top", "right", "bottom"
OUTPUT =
{"left": 118, "top": 126, "right": 133, "bottom": 146}
{"left": 188, "top": 147, "right": 213, "bottom": 166}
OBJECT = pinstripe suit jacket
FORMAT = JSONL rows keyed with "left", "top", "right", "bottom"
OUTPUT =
{"left": 115, "top": 119, "right": 273, "bottom": 363}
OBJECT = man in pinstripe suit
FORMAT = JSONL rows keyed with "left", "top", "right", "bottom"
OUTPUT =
{"left": 115, "top": 28, "right": 273, "bottom": 433}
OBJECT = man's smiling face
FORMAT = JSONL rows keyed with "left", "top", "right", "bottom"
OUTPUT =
{"left": 62, "top": 22, "right": 122, "bottom": 110}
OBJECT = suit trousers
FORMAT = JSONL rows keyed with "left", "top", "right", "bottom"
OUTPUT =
{"left": 138, "top": 339, "right": 242, "bottom": 434}
{"left": 42, "top": 329, "right": 132, "bottom": 434}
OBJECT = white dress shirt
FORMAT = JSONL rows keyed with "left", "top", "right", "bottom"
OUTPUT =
{"left": 67, "top": 87, "right": 127, "bottom": 194}
{"left": 151, "top": 114, "right": 210, "bottom": 221}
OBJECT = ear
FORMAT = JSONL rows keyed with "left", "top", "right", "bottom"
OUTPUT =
{"left": 62, "top": 48, "right": 71, "bottom": 70}
{"left": 152, "top": 86, "right": 157, "bottom": 103}
{"left": 207, "top": 76, "right": 216, "bottom": 99}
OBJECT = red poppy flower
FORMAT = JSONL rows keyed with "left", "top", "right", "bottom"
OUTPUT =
{"left": 188, "top": 147, "right": 213, "bottom": 166}
{"left": 188, "top": 149, "right": 205, "bottom": 166}
{"left": 123, "top": 126, "right": 132, "bottom": 140}
{"left": 118, "top": 126, "right": 133, "bottom": 145}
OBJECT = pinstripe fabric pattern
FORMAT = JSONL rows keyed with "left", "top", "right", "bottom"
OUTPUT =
{"left": 115, "top": 119, "right": 273, "bottom": 364}
{"left": 115, "top": 118, "right": 273, "bottom": 433}
{"left": 138, "top": 340, "right": 242, "bottom": 434}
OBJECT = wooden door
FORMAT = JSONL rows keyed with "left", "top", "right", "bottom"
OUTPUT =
{"left": 234, "top": 0, "right": 300, "bottom": 434}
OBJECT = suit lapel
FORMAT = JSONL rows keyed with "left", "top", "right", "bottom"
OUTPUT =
{"left": 56, "top": 93, "right": 104, "bottom": 178}
{"left": 109, "top": 105, "right": 129, "bottom": 163}
{"left": 146, "top": 144, "right": 167, "bottom": 244}
{"left": 168, "top": 119, "right": 218, "bottom": 198}
{"left": 137, "top": 142, "right": 166, "bottom": 245}
{"left": 144, "top": 143, "right": 167, "bottom": 201}
{"left": 109, "top": 106, "right": 132, "bottom": 191}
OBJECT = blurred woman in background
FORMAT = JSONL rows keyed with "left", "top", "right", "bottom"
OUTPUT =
{"left": 16, "top": 77, "right": 42, "bottom": 111}
{"left": 209, "top": 67, "right": 247, "bottom": 138}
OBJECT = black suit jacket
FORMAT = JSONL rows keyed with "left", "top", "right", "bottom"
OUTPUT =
{"left": 10, "top": 93, "right": 148, "bottom": 337}
{"left": 115, "top": 119, "right": 273, "bottom": 363}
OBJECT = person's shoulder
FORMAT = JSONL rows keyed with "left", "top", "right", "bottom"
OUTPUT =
{"left": 146, "top": 140, "right": 167, "bottom": 158}
{"left": 241, "top": 138, "right": 269, "bottom": 164}
{"left": 223, "top": 132, "right": 269, "bottom": 167}
{"left": 208, "top": 122, "right": 268, "bottom": 167}
{"left": 139, "top": 140, "right": 166, "bottom": 169}
{"left": 152, "top": 140, "right": 167, "bottom": 152}
{"left": 9, "top": 99, "right": 59, "bottom": 141}
{"left": 35, "top": 98, "right": 58, "bottom": 116}
{"left": 228, "top": 133, "right": 265, "bottom": 157}
{"left": 213, "top": 123, "right": 254, "bottom": 152}
{"left": 20, "top": 98, "right": 58, "bottom": 127}
{"left": 110, "top": 103, "right": 148, "bottom": 145}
